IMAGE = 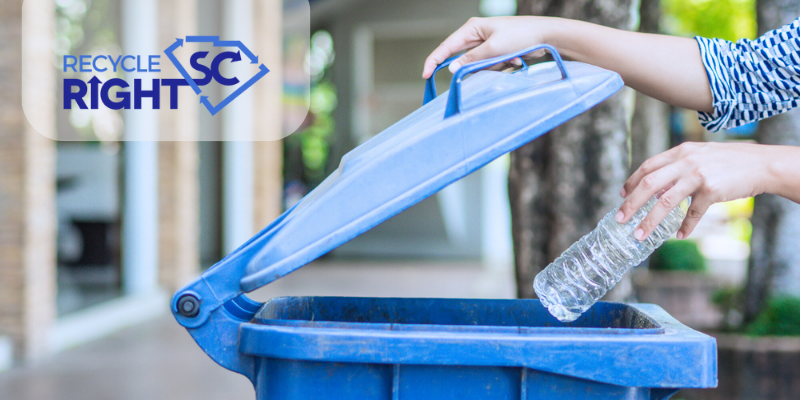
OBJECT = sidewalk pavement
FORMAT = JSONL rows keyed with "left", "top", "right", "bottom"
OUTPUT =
{"left": 0, "top": 260, "right": 515, "bottom": 400}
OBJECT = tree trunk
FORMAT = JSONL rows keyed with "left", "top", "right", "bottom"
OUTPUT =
{"left": 630, "top": 0, "right": 670, "bottom": 174}
{"left": 744, "top": 0, "right": 800, "bottom": 322}
{"left": 512, "top": 0, "right": 639, "bottom": 299}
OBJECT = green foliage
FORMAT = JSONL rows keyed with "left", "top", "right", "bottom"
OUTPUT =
{"left": 284, "top": 30, "right": 337, "bottom": 190}
{"left": 745, "top": 296, "right": 800, "bottom": 336}
{"left": 284, "top": 80, "right": 337, "bottom": 187}
{"left": 661, "top": 0, "right": 756, "bottom": 40}
{"left": 712, "top": 286, "right": 746, "bottom": 332}
{"left": 712, "top": 286, "right": 743, "bottom": 308}
{"left": 300, "top": 81, "right": 337, "bottom": 183}
{"left": 648, "top": 239, "right": 706, "bottom": 272}
{"left": 722, "top": 197, "right": 754, "bottom": 243}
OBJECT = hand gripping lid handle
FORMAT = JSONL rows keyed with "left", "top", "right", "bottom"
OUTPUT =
{"left": 422, "top": 44, "right": 569, "bottom": 118}
{"left": 423, "top": 54, "right": 462, "bottom": 105}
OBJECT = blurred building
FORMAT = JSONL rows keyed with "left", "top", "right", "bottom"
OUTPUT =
{"left": 314, "top": 0, "right": 515, "bottom": 263}
{"left": 1, "top": 0, "right": 515, "bottom": 369}
{"left": 1, "top": 0, "right": 283, "bottom": 366}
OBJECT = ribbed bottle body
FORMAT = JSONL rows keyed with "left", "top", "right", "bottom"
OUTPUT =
{"left": 534, "top": 196, "right": 688, "bottom": 322}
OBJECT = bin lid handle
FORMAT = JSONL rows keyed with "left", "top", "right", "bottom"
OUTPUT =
{"left": 443, "top": 44, "right": 568, "bottom": 118}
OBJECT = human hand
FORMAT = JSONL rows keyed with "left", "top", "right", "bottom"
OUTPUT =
{"left": 422, "top": 16, "right": 715, "bottom": 113}
{"left": 422, "top": 16, "right": 555, "bottom": 79}
{"left": 615, "top": 142, "right": 772, "bottom": 241}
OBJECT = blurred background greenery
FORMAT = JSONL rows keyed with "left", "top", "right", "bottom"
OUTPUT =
{"left": 662, "top": 0, "right": 756, "bottom": 40}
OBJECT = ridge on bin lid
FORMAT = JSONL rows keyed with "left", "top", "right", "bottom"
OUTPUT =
{"left": 240, "top": 56, "right": 623, "bottom": 293}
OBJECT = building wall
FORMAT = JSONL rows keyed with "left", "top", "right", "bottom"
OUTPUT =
{"left": 0, "top": 0, "right": 57, "bottom": 361}
{"left": 253, "top": 0, "right": 285, "bottom": 230}
{"left": 317, "top": 0, "right": 482, "bottom": 172}
{"left": 0, "top": 0, "right": 284, "bottom": 364}
{"left": 310, "top": 0, "right": 514, "bottom": 261}
{"left": 158, "top": 0, "right": 201, "bottom": 292}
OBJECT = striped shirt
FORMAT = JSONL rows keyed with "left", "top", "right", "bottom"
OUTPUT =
{"left": 696, "top": 17, "right": 800, "bottom": 132}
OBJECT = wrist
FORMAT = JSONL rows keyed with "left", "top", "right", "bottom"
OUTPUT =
{"left": 535, "top": 17, "right": 558, "bottom": 48}
{"left": 539, "top": 18, "right": 594, "bottom": 62}
{"left": 538, "top": 17, "right": 570, "bottom": 56}
{"left": 763, "top": 145, "right": 800, "bottom": 201}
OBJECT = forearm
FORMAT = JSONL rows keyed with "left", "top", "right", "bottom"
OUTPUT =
{"left": 765, "top": 145, "right": 800, "bottom": 203}
{"left": 541, "top": 17, "right": 714, "bottom": 113}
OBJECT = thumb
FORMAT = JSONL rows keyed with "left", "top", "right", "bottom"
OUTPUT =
{"left": 449, "top": 43, "right": 494, "bottom": 74}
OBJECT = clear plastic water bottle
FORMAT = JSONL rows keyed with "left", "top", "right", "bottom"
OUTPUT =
{"left": 534, "top": 195, "right": 690, "bottom": 322}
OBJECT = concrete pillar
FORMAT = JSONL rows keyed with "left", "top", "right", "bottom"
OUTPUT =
{"left": 221, "top": 0, "right": 255, "bottom": 254}
{"left": 220, "top": 0, "right": 284, "bottom": 249}
{"left": 481, "top": 156, "right": 514, "bottom": 271}
{"left": 253, "top": 0, "right": 284, "bottom": 228}
{"left": 158, "top": 0, "right": 201, "bottom": 291}
{"left": 0, "top": 0, "right": 57, "bottom": 361}
{"left": 122, "top": 0, "right": 160, "bottom": 294}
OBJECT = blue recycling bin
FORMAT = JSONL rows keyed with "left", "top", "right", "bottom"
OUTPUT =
{"left": 172, "top": 45, "right": 717, "bottom": 400}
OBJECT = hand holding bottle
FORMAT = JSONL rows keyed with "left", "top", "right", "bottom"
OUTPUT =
{"left": 616, "top": 141, "right": 800, "bottom": 241}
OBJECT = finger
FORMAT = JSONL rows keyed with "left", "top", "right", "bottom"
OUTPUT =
{"left": 633, "top": 182, "right": 695, "bottom": 241}
{"left": 462, "top": 57, "right": 524, "bottom": 74}
{"left": 616, "top": 163, "right": 682, "bottom": 224}
{"left": 487, "top": 60, "right": 521, "bottom": 72}
{"left": 449, "top": 41, "right": 497, "bottom": 73}
{"left": 676, "top": 198, "right": 711, "bottom": 239}
{"left": 423, "top": 20, "right": 485, "bottom": 78}
{"left": 484, "top": 62, "right": 509, "bottom": 72}
{"left": 621, "top": 146, "right": 681, "bottom": 198}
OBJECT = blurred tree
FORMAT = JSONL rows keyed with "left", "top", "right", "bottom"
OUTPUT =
{"left": 511, "top": 0, "right": 638, "bottom": 299}
{"left": 284, "top": 30, "right": 337, "bottom": 202}
{"left": 744, "top": 0, "right": 800, "bottom": 323}
{"left": 630, "top": 0, "right": 670, "bottom": 175}
{"left": 662, "top": 0, "right": 756, "bottom": 41}
{"left": 284, "top": 81, "right": 337, "bottom": 188}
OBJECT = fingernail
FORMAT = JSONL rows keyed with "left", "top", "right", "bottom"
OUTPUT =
{"left": 620, "top": 188, "right": 626, "bottom": 198}
{"left": 634, "top": 228, "right": 645, "bottom": 241}
{"left": 448, "top": 62, "right": 460, "bottom": 73}
{"left": 676, "top": 231, "right": 684, "bottom": 240}
{"left": 615, "top": 211, "right": 624, "bottom": 223}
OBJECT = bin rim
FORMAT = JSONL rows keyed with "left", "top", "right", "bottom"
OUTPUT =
{"left": 252, "top": 296, "right": 667, "bottom": 335}
{"left": 237, "top": 300, "right": 718, "bottom": 389}
{"left": 256, "top": 319, "right": 666, "bottom": 335}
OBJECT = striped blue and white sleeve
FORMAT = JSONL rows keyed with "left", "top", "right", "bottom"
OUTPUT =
{"left": 695, "top": 17, "right": 800, "bottom": 132}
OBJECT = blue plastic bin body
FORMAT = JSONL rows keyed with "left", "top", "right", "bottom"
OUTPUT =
{"left": 171, "top": 46, "right": 717, "bottom": 399}
{"left": 241, "top": 297, "right": 715, "bottom": 400}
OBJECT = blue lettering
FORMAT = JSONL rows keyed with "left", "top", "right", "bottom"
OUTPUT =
{"left": 79, "top": 55, "right": 91, "bottom": 72}
{"left": 64, "top": 78, "right": 181, "bottom": 110}
{"left": 189, "top": 52, "right": 213, "bottom": 86}
{"left": 161, "top": 79, "right": 188, "bottom": 109}
{"left": 65, "top": 55, "right": 164, "bottom": 73}
{"left": 108, "top": 55, "right": 122, "bottom": 72}
{"left": 211, "top": 51, "right": 241, "bottom": 86}
{"left": 88, "top": 76, "right": 102, "bottom": 109}
{"left": 92, "top": 55, "right": 107, "bottom": 72}
{"left": 149, "top": 55, "right": 161, "bottom": 72}
{"left": 134, "top": 79, "right": 160, "bottom": 109}
{"left": 121, "top": 55, "right": 135, "bottom": 72}
{"left": 101, "top": 78, "right": 130, "bottom": 110}
{"left": 136, "top": 55, "right": 147, "bottom": 72}
{"left": 63, "top": 79, "right": 88, "bottom": 109}
{"left": 63, "top": 56, "right": 78, "bottom": 72}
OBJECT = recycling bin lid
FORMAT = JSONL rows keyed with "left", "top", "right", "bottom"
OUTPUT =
{"left": 239, "top": 44, "right": 623, "bottom": 293}
{"left": 170, "top": 47, "right": 718, "bottom": 393}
